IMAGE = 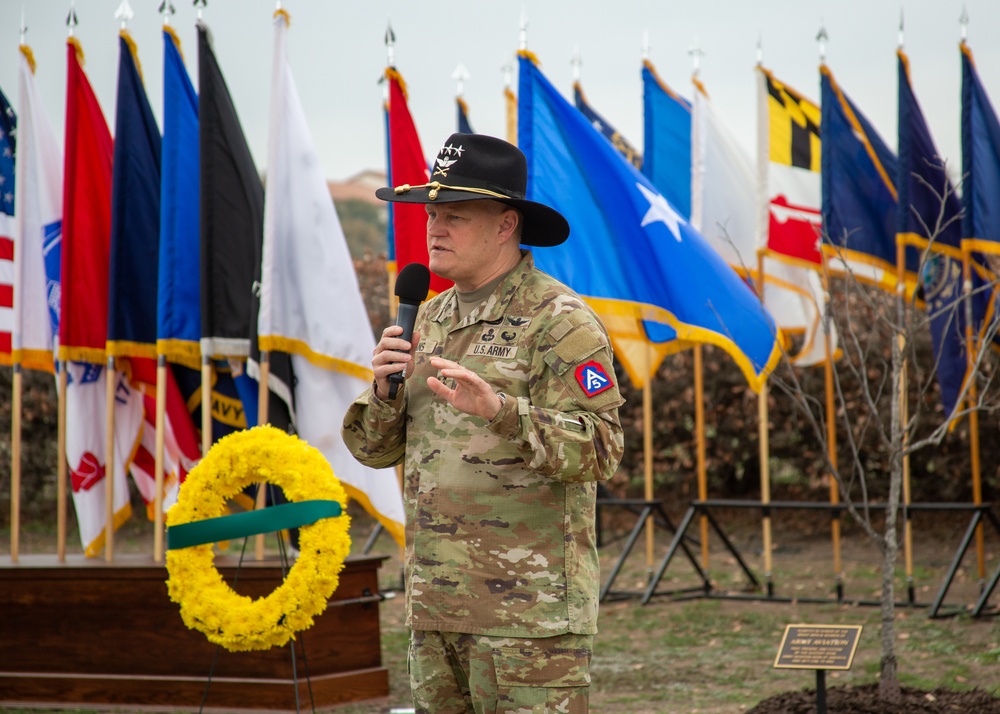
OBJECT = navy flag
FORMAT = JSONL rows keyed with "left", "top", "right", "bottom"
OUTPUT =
{"left": 898, "top": 49, "right": 991, "bottom": 415}
{"left": 457, "top": 95, "right": 473, "bottom": 134}
{"left": 107, "top": 33, "right": 160, "bottom": 359}
{"left": 574, "top": 81, "right": 642, "bottom": 170}
{"left": 961, "top": 42, "right": 1000, "bottom": 255}
{"left": 820, "top": 63, "right": 913, "bottom": 293}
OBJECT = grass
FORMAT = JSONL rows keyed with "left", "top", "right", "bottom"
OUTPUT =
{"left": 3, "top": 509, "right": 1000, "bottom": 713}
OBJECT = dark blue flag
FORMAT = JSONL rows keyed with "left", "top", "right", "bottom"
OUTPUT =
{"left": 457, "top": 96, "right": 474, "bottom": 134}
{"left": 641, "top": 59, "right": 691, "bottom": 219}
{"left": 961, "top": 43, "right": 1000, "bottom": 252}
{"left": 518, "top": 52, "right": 780, "bottom": 390}
{"left": 898, "top": 49, "right": 990, "bottom": 415}
{"left": 820, "top": 64, "right": 917, "bottom": 291}
{"left": 573, "top": 81, "right": 642, "bottom": 170}
{"left": 107, "top": 34, "right": 161, "bottom": 358}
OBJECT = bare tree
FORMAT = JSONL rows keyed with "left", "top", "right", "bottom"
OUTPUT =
{"left": 767, "top": 174, "right": 999, "bottom": 702}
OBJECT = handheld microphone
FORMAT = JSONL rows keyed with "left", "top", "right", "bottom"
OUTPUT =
{"left": 388, "top": 262, "right": 431, "bottom": 399}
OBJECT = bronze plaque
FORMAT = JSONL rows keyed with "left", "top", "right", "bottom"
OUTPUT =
{"left": 773, "top": 624, "right": 863, "bottom": 670}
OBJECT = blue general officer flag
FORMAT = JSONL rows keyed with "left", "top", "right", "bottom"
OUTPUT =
{"left": 107, "top": 33, "right": 161, "bottom": 359}
{"left": 898, "top": 49, "right": 991, "bottom": 415}
{"left": 820, "top": 64, "right": 916, "bottom": 291}
{"left": 641, "top": 59, "right": 691, "bottom": 219}
{"left": 158, "top": 28, "right": 201, "bottom": 368}
{"left": 518, "top": 52, "right": 781, "bottom": 391}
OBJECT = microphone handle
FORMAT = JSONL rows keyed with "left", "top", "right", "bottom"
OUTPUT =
{"left": 387, "top": 301, "right": 420, "bottom": 399}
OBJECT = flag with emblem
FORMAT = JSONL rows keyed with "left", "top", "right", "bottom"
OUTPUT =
{"left": 259, "top": 10, "right": 403, "bottom": 545}
{"left": 518, "top": 52, "right": 781, "bottom": 391}
{"left": 692, "top": 77, "right": 834, "bottom": 366}
{"left": 457, "top": 95, "right": 473, "bottom": 134}
{"left": 60, "top": 37, "right": 142, "bottom": 555}
{"left": 158, "top": 26, "right": 201, "bottom": 369}
{"left": 757, "top": 66, "right": 823, "bottom": 268}
{"left": 64, "top": 361, "right": 142, "bottom": 556}
{"left": 13, "top": 44, "right": 62, "bottom": 373}
{"left": 574, "top": 81, "right": 642, "bottom": 170}
{"left": 198, "top": 22, "right": 294, "bottom": 432}
{"left": 0, "top": 83, "right": 16, "bottom": 364}
{"left": 642, "top": 59, "right": 691, "bottom": 219}
{"left": 820, "top": 63, "right": 912, "bottom": 293}
{"left": 898, "top": 49, "right": 991, "bottom": 415}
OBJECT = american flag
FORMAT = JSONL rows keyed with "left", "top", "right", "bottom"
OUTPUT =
{"left": 0, "top": 87, "right": 15, "bottom": 362}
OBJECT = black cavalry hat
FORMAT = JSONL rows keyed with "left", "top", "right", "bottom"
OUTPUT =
{"left": 375, "top": 132, "right": 570, "bottom": 247}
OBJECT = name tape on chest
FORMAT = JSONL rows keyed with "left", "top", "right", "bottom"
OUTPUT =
{"left": 575, "top": 360, "right": 614, "bottom": 397}
{"left": 468, "top": 343, "right": 518, "bottom": 359}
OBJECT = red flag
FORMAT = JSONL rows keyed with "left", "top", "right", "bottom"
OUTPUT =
{"left": 59, "top": 39, "right": 113, "bottom": 364}
{"left": 386, "top": 68, "right": 451, "bottom": 295}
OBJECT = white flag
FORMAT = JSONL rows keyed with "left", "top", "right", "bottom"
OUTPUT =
{"left": 259, "top": 11, "right": 404, "bottom": 546}
{"left": 692, "top": 79, "right": 836, "bottom": 366}
{"left": 14, "top": 45, "right": 62, "bottom": 372}
{"left": 65, "top": 362, "right": 144, "bottom": 556}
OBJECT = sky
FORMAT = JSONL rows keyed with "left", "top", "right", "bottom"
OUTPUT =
{"left": 1, "top": 0, "right": 998, "bottom": 184}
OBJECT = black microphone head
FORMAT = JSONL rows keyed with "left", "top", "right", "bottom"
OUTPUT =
{"left": 395, "top": 263, "right": 431, "bottom": 304}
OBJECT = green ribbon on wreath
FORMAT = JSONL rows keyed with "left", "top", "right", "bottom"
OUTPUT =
{"left": 166, "top": 499, "right": 343, "bottom": 550}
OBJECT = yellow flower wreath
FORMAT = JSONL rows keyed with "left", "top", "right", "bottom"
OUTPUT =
{"left": 165, "top": 425, "right": 351, "bottom": 652}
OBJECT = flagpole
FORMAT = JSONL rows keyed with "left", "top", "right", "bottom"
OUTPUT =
{"left": 896, "top": 238, "right": 914, "bottom": 602}
{"left": 57, "top": 362, "right": 68, "bottom": 561}
{"left": 756, "top": 250, "right": 773, "bottom": 595}
{"left": 896, "top": 23, "right": 915, "bottom": 602}
{"left": 643, "top": 349, "right": 655, "bottom": 572}
{"left": 104, "top": 355, "right": 117, "bottom": 562}
{"left": 384, "top": 23, "right": 398, "bottom": 319}
{"left": 689, "top": 41, "right": 710, "bottom": 572}
{"left": 154, "top": 357, "right": 167, "bottom": 561}
{"left": 694, "top": 344, "right": 709, "bottom": 570}
{"left": 201, "top": 356, "right": 212, "bottom": 459}
{"left": 817, "top": 28, "right": 842, "bottom": 600}
{"left": 255, "top": 351, "right": 271, "bottom": 560}
{"left": 962, "top": 248, "right": 985, "bottom": 581}
{"left": 11, "top": 363, "right": 22, "bottom": 562}
{"left": 822, "top": 270, "right": 843, "bottom": 599}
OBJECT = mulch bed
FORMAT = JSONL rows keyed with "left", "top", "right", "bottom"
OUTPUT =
{"left": 747, "top": 684, "right": 1000, "bottom": 713}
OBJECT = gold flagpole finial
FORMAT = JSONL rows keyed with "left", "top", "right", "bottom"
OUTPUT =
{"left": 960, "top": 6, "right": 969, "bottom": 43}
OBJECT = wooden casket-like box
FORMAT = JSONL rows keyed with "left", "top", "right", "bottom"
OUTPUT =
{"left": 0, "top": 554, "right": 390, "bottom": 710}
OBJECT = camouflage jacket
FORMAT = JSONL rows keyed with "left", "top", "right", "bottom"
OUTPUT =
{"left": 342, "top": 252, "right": 625, "bottom": 636}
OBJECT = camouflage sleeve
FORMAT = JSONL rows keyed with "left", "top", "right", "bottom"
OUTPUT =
{"left": 340, "top": 385, "right": 407, "bottom": 469}
{"left": 486, "top": 312, "right": 625, "bottom": 482}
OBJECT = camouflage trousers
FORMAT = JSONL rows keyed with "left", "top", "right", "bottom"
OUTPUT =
{"left": 408, "top": 629, "right": 593, "bottom": 714}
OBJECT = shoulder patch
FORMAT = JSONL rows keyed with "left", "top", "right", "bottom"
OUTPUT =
{"left": 575, "top": 360, "right": 614, "bottom": 397}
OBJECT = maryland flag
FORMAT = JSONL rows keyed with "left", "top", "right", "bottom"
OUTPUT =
{"left": 757, "top": 66, "right": 822, "bottom": 268}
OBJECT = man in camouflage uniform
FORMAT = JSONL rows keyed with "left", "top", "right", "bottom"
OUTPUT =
{"left": 343, "top": 133, "right": 624, "bottom": 714}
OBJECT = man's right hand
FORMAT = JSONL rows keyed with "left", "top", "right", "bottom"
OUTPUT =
{"left": 372, "top": 325, "right": 419, "bottom": 400}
